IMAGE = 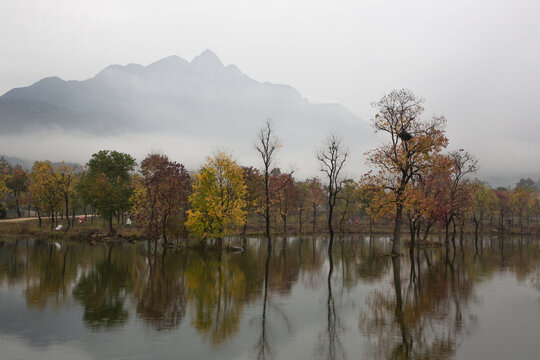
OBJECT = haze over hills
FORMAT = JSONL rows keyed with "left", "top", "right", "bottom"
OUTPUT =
{"left": 0, "top": 49, "right": 373, "bottom": 177}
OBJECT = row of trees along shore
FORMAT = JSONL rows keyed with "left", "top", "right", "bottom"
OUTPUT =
{"left": 1, "top": 90, "right": 539, "bottom": 253}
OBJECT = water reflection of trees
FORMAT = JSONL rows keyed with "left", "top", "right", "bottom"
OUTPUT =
{"left": 357, "top": 238, "right": 540, "bottom": 360}
{"left": 0, "top": 236, "right": 539, "bottom": 353}
{"left": 134, "top": 246, "right": 187, "bottom": 331}
{"left": 72, "top": 244, "right": 135, "bottom": 329}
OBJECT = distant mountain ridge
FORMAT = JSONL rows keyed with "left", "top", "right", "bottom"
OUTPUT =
{"left": 0, "top": 50, "right": 369, "bottom": 140}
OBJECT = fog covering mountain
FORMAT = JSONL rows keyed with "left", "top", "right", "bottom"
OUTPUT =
{"left": 0, "top": 50, "right": 373, "bottom": 177}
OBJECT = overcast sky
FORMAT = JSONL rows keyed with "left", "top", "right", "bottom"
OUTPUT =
{"left": 1, "top": 0, "right": 539, "bottom": 185}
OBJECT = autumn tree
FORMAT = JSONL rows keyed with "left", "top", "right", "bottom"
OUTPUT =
{"left": 470, "top": 180, "right": 497, "bottom": 238}
{"left": 335, "top": 179, "right": 359, "bottom": 234}
{"left": 0, "top": 159, "right": 9, "bottom": 218}
{"left": 511, "top": 185, "right": 536, "bottom": 233}
{"left": 296, "top": 181, "right": 310, "bottom": 234}
{"left": 401, "top": 154, "right": 454, "bottom": 253}
{"left": 306, "top": 177, "right": 325, "bottom": 234}
{"left": 131, "top": 154, "right": 191, "bottom": 242}
{"left": 366, "top": 89, "right": 448, "bottom": 255}
{"left": 52, "top": 163, "right": 78, "bottom": 231}
{"left": 317, "top": 133, "right": 348, "bottom": 241}
{"left": 6, "top": 165, "right": 29, "bottom": 218}
{"left": 241, "top": 166, "right": 264, "bottom": 235}
{"left": 186, "top": 152, "right": 247, "bottom": 245}
{"left": 438, "top": 151, "right": 477, "bottom": 247}
{"left": 357, "top": 180, "right": 387, "bottom": 235}
{"left": 494, "top": 187, "right": 512, "bottom": 232}
{"left": 28, "top": 161, "right": 63, "bottom": 229}
{"left": 515, "top": 178, "right": 538, "bottom": 192}
{"left": 80, "top": 150, "right": 137, "bottom": 235}
{"left": 269, "top": 172, "right": 298, "bottom": 234}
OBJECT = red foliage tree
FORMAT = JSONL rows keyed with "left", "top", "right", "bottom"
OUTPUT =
{"left": 132, "top": 154, "right": 191, "bottom": 242}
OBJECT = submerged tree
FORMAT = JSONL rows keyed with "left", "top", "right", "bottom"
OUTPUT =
{"left": 366, "top": 89, "right": 448, "bottom": 255}
{"left": 470, "top": 180, "right": 497, "bottom": 238}
{"left": 438, "top": 150, "right": 477, "bottom": 248}
{"left": 186, "top": 152, "right": 247, "bottom": 246}
{"left": 255, "top": 119, "right": 281, "bottom": 245}
{"left": 270, "top": 172, "right": 298, "bottom": 234}
{"left": 317, "top": 133, "right": 348, "bottom": 241}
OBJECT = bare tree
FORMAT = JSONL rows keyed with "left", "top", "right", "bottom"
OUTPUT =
{"left": 256, "top": 119, "right": 280, "bottom": 249}
{"left": 317, "top": 133, "right": 348, "bottom": 242}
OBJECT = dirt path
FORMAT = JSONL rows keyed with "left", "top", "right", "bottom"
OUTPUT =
{"left": 0, "top": 217, "right": 39, "bottom": 223}
{"left": 0, "top": 215, "right": 96, "bottom": 223}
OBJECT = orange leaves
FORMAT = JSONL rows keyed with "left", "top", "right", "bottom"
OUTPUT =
{"left": 131, "top": 154, "right": 191, "bottom": 240}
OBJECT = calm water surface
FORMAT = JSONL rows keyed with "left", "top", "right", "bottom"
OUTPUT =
{"left": 0, "top": 236, "right": 539, "bottom": 359}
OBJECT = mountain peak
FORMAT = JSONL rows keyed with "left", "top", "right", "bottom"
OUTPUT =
{"left": 146, "top": 55, "right": 189, "bottom": 72}
{"left": 191, "top": 49, "right": 223, "bottom": 68}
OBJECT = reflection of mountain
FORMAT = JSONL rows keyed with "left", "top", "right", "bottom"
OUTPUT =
{"left": 0, "top": 50, "right": 370, "bottom": 143}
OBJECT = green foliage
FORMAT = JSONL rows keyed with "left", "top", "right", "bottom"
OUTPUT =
{"left": 80, "top": 150, "right": 136, "bottom": 233}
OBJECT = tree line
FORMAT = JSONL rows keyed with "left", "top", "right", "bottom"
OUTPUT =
{"left": 1, "top": 89, "right": 539, "bottom": 250}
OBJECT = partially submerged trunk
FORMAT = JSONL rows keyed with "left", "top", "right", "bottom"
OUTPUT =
{"left": 392, "top": 202, "right": 403, "bottom": 255}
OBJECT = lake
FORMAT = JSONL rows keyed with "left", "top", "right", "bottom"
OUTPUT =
{"left": 0, "top": 236, "right": 539, "bottom": 359}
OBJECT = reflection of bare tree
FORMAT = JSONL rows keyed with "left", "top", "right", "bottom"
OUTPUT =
{"left": 256, "top": 239, "right": 273, "bottom": 360}
{"left": 317, "top": 234, "right": 346, "bottom": 360}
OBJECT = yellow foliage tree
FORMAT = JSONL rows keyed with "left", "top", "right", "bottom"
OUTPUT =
{"left": 186, "top": 152, "right": 247, "bottom": 244}
{"left": 28, "top": 161, "right": 63, "bottom": 229}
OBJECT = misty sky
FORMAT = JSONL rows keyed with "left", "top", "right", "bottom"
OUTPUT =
{"left": 1, "top": 0, "right": 539, "bottom": 186}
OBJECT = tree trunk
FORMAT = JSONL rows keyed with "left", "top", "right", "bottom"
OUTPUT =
{"left": 298, "top": 208, "right": 303, "bottom": 234}
{"left": 15, "top": 195, "right": 21, "bottom": 218}
{"left": 392, "top": 203, "right": 403, "bottom": 255}
{"left": 72, "top": 206, "right": 76, "bottom": 228}
{"left": 65, "top": 196, "right": 71, "bottom": 232}
{"left": 109, "top": 215, "right": 114, "bottom": 236}
{"left": 328, "top": 205, "right": 334, "bottom": 238}
{"left": 408, "top": 220, "right": 415, "bottom": 255}
{"left": 312, "top": 204, "right": 317, "bottom": 234}
{"left": 37, "top": 210, "right": 42, "bottom": 228}
{"left": 444, "top": 217, "right": 451, "bottom": 246}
